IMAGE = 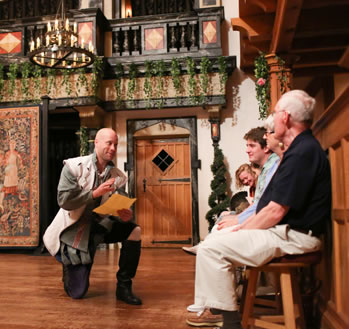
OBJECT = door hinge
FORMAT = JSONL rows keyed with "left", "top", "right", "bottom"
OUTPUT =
{"left": 158, "top": 178, "right": 190, "bottom": 182}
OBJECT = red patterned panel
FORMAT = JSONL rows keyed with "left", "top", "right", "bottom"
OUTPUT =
{"left": 0, "top": 32, "right": 21, "bottom": 54}
{"left": 203, "top": 21, "right": 217, "bottom": 44}
{"left": 78, "top": 22, "right": 93, "bottom": 46}
{"left": 145, "top": 28, "right": 164, "bottom": 50}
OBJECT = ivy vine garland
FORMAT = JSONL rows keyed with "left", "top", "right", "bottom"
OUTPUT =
{"left": 218, "top": 56, "right": 228, "bottom": 95}
{"left": 199, "top": 56, "right": 212, "bottom": 105}
{"left": 0, "top": 58, "right": 104, "bottom": 103}
{"left": 127, "top": 63, "right": 138, "bottom": 105}
{"left": 7, "top": 63, "right": 18, "bottom": 98}
{"left": 114, "top": 63, "right": 124, "bottom": 109}
{"left": 186, "top": 57, "right": 197, "bottom": 105}
{"left": 76, "top": 68, "right": 89, "bottom": 96}
{"left": 0, "top": 56, "right": 229, "bottom": 109}
{"left": 143, "top": 60, "right": 154, "bottom": 108}
{"left": 91, "top": 56, "right": 103, "bottom": 97}
{"left": 20, "top": 62, "right": 32, "bottom": 101}
{"left": 275, "top": 55, "right": 289, "bottom": 94}
{"left": 32, "top": 65, "right": 43, "bottom": 102}
{"left": 46, "top": 68, "right": 57, "bottom": 95}
{"left": 79, "top": 126, "right": 90, "bottom": 156}
{"left": 154, "top": 60, "right": 165, "bottom": 109}
{"left": 0, "top": 64, "right": 4, "bottom": 101}
{"left": 254, "top": 53, "right": 271, "bottom": 119}
{"left": 170, "top": 57, "right": 182, "bottom": 105}
{"left": 62, "top": 69, "right": 73, "bottom": 96}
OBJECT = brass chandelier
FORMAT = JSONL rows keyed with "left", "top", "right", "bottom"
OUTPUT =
{"left": 28, "top": 0, "right": 95, "bottom": 69}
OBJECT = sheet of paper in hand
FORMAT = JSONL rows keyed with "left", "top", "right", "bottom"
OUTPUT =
{"left": 93, "top": 194, "right": 137, "bottom": 216}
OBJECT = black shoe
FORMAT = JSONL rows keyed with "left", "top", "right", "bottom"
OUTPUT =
{"left": 116, "top": 240, "right": 142, "bottom": 305}
{"left": 116, "top": 283, "right": 142, "bottom": 305}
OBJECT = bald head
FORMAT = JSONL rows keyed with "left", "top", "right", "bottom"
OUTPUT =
{"left": 95, "top": 128, "right": 117, "bottom": 142}
{"left": 94, "top": 128, "right": 118, "bottom": 168}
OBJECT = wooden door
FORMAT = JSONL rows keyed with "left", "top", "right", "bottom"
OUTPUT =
{"left": 135, "top": 138, "right": 192, "bottom": 248}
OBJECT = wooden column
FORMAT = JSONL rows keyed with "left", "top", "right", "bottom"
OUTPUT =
{"left": 266, "top": 53, "right": 292, "bottom": 111}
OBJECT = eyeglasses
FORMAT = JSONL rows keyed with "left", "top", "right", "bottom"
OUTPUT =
{"left": 264, "top": 131, "right": 274, "bottom": 137}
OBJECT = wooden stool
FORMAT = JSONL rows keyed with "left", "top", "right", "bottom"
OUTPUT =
{"left": 241, "top": 251, "right": 322, "bottom": 329}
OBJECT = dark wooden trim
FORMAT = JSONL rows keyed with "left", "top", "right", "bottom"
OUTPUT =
{"left": 101, "top": 95, "right": 226, "bottom": 112}
{"left": 39, "top": 96, "right": 50, "bottom": 246}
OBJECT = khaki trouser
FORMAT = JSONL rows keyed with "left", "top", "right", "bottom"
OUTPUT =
{"left": 194, "top": 224, "right": 321, "bottom": 311}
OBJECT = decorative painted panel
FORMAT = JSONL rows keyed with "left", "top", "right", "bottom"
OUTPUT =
{"left": 0, "top": 106, "right": 40, "bottom": 248}
{"left": 78, "top": 22, "right": 93, "bottom": 46}
{"left": 145, "top": 27, "right": 164, "bottom": 50}
{"left": 0, "top": 32, "right": 21, "bottom": 54}
{"left": 203, "top": 21, "right": 217, "bottom": 44}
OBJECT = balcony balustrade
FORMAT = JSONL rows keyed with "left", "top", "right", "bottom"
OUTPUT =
{"left": 108, "top": 7, "right": 223, "bottom": 64}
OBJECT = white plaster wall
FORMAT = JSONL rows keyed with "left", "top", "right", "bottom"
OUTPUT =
{"left": 80, "top": 0, "right": 89, "bottom": 9}
{"left": 101, "top": 0, "right": 261, "bottom": 240}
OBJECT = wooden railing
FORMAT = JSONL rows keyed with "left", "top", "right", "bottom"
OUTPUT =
{"left": 0, "top": 7, "right": 224, "bottom": 65}
{"left": 0, "top": 0, "right": 79, "bottom": 21}
{"left": 108, "top": 7, "right": 224, "bottom": 63}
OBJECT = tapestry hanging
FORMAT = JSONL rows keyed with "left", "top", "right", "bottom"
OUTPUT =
{"left": 0, "top": 106, "right": 40, "bottom": 248}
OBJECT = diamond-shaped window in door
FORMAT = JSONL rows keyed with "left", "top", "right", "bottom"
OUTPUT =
{"left": 152, "top": 149, "right": 174, "bottom": 172}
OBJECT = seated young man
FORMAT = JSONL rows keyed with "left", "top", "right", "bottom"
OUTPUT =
{"left": 186, "top": 90, "right": 331, "bottom": 329}
{"left": 213, "top": 127, "right": 280, "bottom": 233}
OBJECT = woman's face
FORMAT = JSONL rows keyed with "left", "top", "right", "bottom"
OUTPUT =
{"left": 9, "top": 140, "right": 16, "bottom": 150}
{"left": 239, "top": 170, "right": 255, "bottom": 188}
{"left": 263, "top": 131, "right": 279, "bottom": 152}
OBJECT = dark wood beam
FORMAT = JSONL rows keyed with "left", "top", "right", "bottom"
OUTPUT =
{"left": 338, "top": 46, "right": 349, "bottom": 69}
{"left": 292, "top": 34, "right": 349, "bottom": 53}
{"left": 302, "top": 0, "right": 349, "bottom": 10}
{"left": 293, "top": 65, "right": 349, "bottom": 78}
{"left": 305, "top": 77, "right": 323, "bottom": 97}
{"left": 297, "top": 6, "right": 349, "bottom": 33}
{"left": 269, "top": 0, "right": 303, "bottom": 53}
{"left": 322, "top": 76, "right": 335, "bottom": 109}
{"left": 248, "top": 0, "right": 276, "bottom": 13}
{"left": 292, "top": 49, "right": 344, "bottom": 68}
{"left": 304, "top": 75, "right": 334, "bottom": 108}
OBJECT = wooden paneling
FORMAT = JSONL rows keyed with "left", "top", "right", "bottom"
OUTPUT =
{"left": 314, "top": 86, "right": 349, "bottom": 329}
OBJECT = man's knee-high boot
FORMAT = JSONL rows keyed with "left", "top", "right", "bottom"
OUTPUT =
{"left": 116, "top": 240, "right": 142, "bottom": 305}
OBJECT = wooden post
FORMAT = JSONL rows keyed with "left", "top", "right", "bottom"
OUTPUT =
{"left": 265, "top": 53, "right": 292, "bottom": 112}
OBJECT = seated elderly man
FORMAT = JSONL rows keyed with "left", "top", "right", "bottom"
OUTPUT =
{"left": 186, "top": 90, "right": 331, "bottom": 329}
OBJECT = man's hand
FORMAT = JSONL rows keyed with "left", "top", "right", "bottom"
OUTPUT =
{"left": 217, "top": 215, "right": 238, "bottom": 230}
{"left": 92, "top": 178, "right": 116, "bottom": 199}
{"left": 117, "top": 208, "right": 133, "bottom": 222}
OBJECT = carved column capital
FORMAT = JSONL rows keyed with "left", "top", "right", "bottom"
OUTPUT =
{"left": 265, "top": 53, "right": 293, "bottom": 113}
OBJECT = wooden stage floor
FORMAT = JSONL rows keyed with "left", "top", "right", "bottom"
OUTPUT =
{"left": 0, "top": 248, "right": 198, "bottom": 329}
